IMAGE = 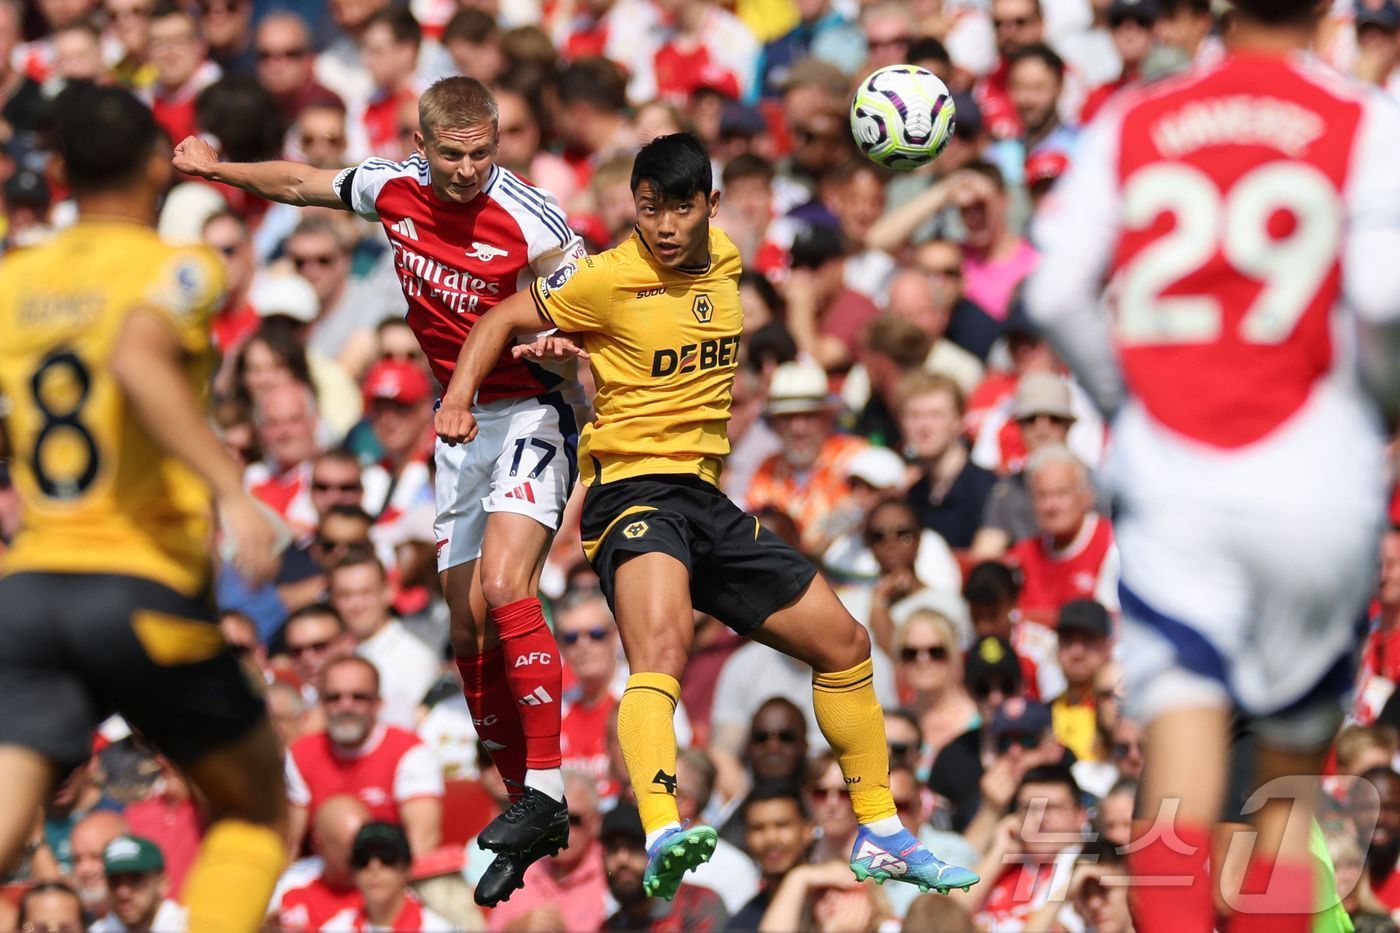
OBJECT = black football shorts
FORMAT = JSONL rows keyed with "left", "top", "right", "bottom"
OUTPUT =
{"left": 0, "top": 572, "right": 267, "bottom": 770}
{"left": 581, "top": 474, "right": 817, "bottom": 636}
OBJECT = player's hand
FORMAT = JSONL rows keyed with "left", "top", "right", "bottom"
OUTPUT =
{"left": 172, "top": 135, "right": 220, "bottom": 178}
{"left": 217, "top": 493, "right": 282, "bottom": 585}
{"left": 511, "top": 333, "right": 589, "bottom": 362}
{"left": 435, "top": 400, "right": 478, "bottom": 446}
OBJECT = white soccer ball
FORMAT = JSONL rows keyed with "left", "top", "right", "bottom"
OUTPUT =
{"left": 849, "top": 65, "right": 956, "bottom": 171}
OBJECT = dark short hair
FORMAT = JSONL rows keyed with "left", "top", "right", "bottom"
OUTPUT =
{"left": 1009, "top": 42, "right": 1066, "bottom": 81}
{"left": 742, "top": 779, "right": 808, "bottom": 823}
{"left": 53, "top": 83, "right": 164, "bottom": 194}
{"left": 1017, "top": 763, "right": 1081, "bottom": 803}
{"left": 1229, "top": 0, "right": 1318, "bottom": 24}
{"left": 964, "top": 560, "right": 1021, "bottom": 606}
{"left": 908, "top": 36, "right": 951, "bottom": 67}
{"left": 722, "top": 152, "right": 773, "bottom": 188}
{"left": 330, "top": 544, "right": 384, "bottom": 577}
{"left": 556, "top": 57, "right": 628, "bottom": 112}
{"left": 1158, "top": 0, "right": 1211, "bottom": 14}
{"left": 442, "top": 7, "right": 496, "bottom": 44}
{"left": 963, "top": 159, "right": 1006, "bottom": 194}
{"left": 365, "top": 6, "right": 421, "bottom": 46}
{"left": 630, "top": 132, "right": 712, "bottom": 201}
{"left": 323, "top": 503, "right": 373, "bottom": 525}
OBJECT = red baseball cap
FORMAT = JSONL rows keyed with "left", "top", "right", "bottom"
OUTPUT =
{"left": 1025, "top": 150, "right": 1071, "bottom": 186}
{"left": 363, "top": 359, "right": 431, "bottom": 407}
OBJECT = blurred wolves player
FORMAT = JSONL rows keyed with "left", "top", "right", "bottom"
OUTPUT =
{"left": 1027, "top": 0, "right": 1400, "bottom": 928}
{"left": 0, "top": 84, "right": 287, "bottom": 932}
{"left": 435, "top": 132, "right": 980, "bottom": 900}
{"left": 174, "top": 77, "right": 587, "bottom": 902}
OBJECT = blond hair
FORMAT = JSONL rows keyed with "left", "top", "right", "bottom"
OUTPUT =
{"left": 418, "top": 76, "right": 497, "bottom": 138}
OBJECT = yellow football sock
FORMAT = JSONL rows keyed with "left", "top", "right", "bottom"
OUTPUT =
{"left": 813, "top": 658, "right": 897, "bottom": 824}
{"left": 617, "top": 672, "right": 682, "bottom": 836}
{"left": 183, "top": 820, "right": 286, "bottom": 933}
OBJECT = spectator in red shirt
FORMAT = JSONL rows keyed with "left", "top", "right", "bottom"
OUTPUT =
{"left": 782, "top": 224, "right": 881, "bottom": 373}
{"left": 1080, "top": 0, "right": 1159, "bottom": 123}
{"left": 963, "top": 560, "right": 1060, "bottom": 701}
{"left": 978, "top": 0, "right": 1047, "bottom": 141}
{"left": 558, "top": 592, "right": 624, "bottom": 798}
{"left": 284, "top": 656, "right": 444, "bottom": 859}
{"left": 202, "top": 210, "right": 260, "bottom": 352}
{"left": 358, "top": 8, "right": 422, "bottom": 155}
{"left": 272, "top": 794, "right": 370, "bottom": 931}
{"left": 601, "top": 801, "right": 731, "bottom": 931}
{"left": 325, "top": 822, "right": 454, "bottom": 931}
{"left": 1008, "top": 445, "right": 1118, "bottom": 624}
{"left": 144, "top": 2, "right": 218, "bottom": 146}
{"left": 123, "top": 757, "right": 201, "bottom": 898}
{"left": 1358, "top": 529, "right": 1400, "bottom": 723}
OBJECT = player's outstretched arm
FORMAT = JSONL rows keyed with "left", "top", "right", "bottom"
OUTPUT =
{"left": 172, "top": 135, "right": 349, "bottom": 211}
{"left": 112, "top": 310, "right": 281, "bottom": 584}
{"left": 435, "top": 289, "right": 554, "bottom": 446}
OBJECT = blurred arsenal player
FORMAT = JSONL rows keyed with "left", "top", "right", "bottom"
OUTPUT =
{"left": 1027, "top": 0, "right": 1400, "bottom": 929}
{"left": 174, "top": 76, "right": 587, "bottom": 905}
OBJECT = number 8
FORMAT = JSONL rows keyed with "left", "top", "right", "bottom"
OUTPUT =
{"left": 29, "top": 349, "right": 101, "bottom": 500}
{"left": 1118, "top": 162, "right": 1342, "bottom": 346}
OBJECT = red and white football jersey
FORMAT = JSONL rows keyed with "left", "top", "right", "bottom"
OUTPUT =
{"left": 275, "top": 873, "right": 362, "bottom": 932}
{"left": 285, "top": 724, "right": 444, "bottom": 826}
{"left": 336, "top": 157, "right": 586, "bottom": 400}
{"left": 1028, "top": 50, "right": 1400, "bottom": 457}
{"left": 1008, "top": 513, "right": 1119, "bottom": 621}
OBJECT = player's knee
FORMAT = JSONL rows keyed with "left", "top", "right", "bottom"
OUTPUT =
{"left": 479, "top": 569, "right": 532, "bottom": 609}
{"left": 817, "top": 618, "right": 871, "bottom": 673}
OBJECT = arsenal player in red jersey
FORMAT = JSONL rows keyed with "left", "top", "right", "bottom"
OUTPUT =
{"left": 1027, "top": 0, "right": 1400, "bottom": 928}
{"left": 174, "top": 76, "right": 588, "bottom": 906}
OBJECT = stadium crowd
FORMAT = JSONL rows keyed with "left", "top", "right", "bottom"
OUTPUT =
{"left": 2, "top": 0, "right": 1400, "bottom": 929}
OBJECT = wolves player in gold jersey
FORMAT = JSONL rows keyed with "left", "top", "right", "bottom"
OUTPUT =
{"left": 436, "top": 133, "right": 980, "bottom": 899}
{"left": 0, "top": 84, "right": 286, "bottom": 933}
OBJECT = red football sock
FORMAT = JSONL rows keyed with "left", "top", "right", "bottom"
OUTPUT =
{"left": 1225, "top": 857, "right": 1313, "bottom": 933}
{"left": 1128, "top": 821, "right": 1214, "bottom": 933}
{"left": 491, "top": 597, "right": 562, "bottom": 770}
{"left": 455, "top": 648, "right": 527, "bottom": 794}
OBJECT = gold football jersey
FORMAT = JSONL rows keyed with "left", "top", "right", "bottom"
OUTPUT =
{"left": 532, "top": 226, "right": 744, "bottom": 486}
{"left": 0, "top": 221, "right": 225, "bottom": 595}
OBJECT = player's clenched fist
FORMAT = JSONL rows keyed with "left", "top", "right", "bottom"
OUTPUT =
{"left": 436, "top": 400, "right": 478, "bottom": 445}
{"left": 172, "top": 135, "right": 219, "bottom": 178}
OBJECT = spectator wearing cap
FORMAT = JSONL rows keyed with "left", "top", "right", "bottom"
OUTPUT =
{"left": 601, "top": 801, "right": 731, "bottom": 931}
{"left": 928, "top": 636, "right": 1027, "bottom": 832}
{"left": 1079, "top": 0, "right": 1160, "bottom": 122}
{"left": 964, "top": 765, "right": 1086, "bottom": 928}
{"left": 899, "top": 371, "right": 997, "bottom": 550}
{"left": 728, "top": 783, "right": 814, "bottom": 930}
{"left": 285, "top": 655, "right": 444, "bottom": 859}
{"left": 1023, "top": 150, "right": 1069, "bottom": 210}
{"left": 1047, "top": 599, "right": 1113, "bottom": 764}
{"left": 1355, "top": 0, "right": 1400, "bottom": 91}
{"left": 1006, "top": 445, "right": 1119, "bottom": 623}
{"left": 972, "top": 373, "right": 1110, "bottom": 559}
{"left": 271, "top": 794, "right": 371, "bottom": 931}
{"left": 321, "top": 822, "right": 454, "bottom": 931}
{"left": 1008, "top": 43, "right": 1079, "bottom": 166}
{"left": 746, "top": 361, "right": 870, "bottom": 555}
{"left": 781, "top": 223, "right": 882, "bottom": 373}
{"left": 245, "top": 276, "right": 364, "bottom": 437}
{"left": 4, "top": 166, "right": 52, "bottom": 251}
{"left": 486, "top": 771, "right": 609, "bottom": 932}
{"left": 358, "top": 359, "right": 434, "bottom": 537}
{"left": 970, "top": 368, "right": 1105, "bottom": 479}
{"left": 89, "top": 836, "right": 185, "bottom": 932}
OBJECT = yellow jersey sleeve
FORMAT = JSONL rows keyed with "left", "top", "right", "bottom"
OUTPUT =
{"left": 531, "top": 254, "right": 612, "bottom": 333}
{"left": 140, "top": 247, "right": 225, "bottom": 355}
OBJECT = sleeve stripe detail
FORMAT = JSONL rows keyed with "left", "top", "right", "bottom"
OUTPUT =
{"left": 530, "top": 282, "right": 556, "bottom": 323}
{"left": 501, "top": 171, "right": 570, "bottom": 239}
{"left": 497, "top": 175, "right": 571, "bottom": 247}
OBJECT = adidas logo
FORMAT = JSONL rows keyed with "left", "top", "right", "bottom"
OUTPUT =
{"left": 855, "top": 840, "right": 908, "bottom": 875}
{"left": 503, "top": 483, "right": 535, "bottom": 503}
{"left": 518, "top": 686, "right": 554, "bottom": 706}
{"left": 391, "top": 217, "right": 420, "bottom": 240}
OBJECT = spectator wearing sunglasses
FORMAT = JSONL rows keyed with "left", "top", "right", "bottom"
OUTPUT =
{"left": 928, "top": 636, "right": 1026, "bottom": 833}
{"left": 892, "top": 610, "right": 978, "bottom": 767}
{"left": 802, "top": 752, "right": 859, "bottom": 865}
{"left": 324, "top": 822, "right": 453, "bottom": 931}
{"left": 1079, "top": 0, "right": 1160, "bottom": 123}
{"left": 253, "top": 13, "right": 341, "bottom": 125}
{"left": 285, "top": 656, "right": 444, "bottom": 860}
{"left": 558, "top": 593, "right": 694, "bottom": 801}
{"left": 718, "top": 698, "right": 811, "bottom": 849}
{"left": 283, "top": 604, "right": 356, "bottom": 710}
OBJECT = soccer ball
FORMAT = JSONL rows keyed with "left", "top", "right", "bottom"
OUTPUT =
{"left": 849, "top": 65, "right": 956, "bottom": 170}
